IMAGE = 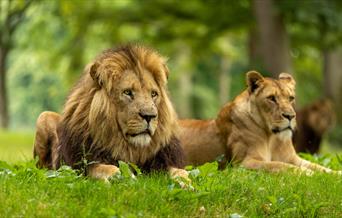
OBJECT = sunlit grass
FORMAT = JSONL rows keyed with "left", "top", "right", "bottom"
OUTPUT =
{"left": 0, "top": 131, "right": 341, "bottom": 216}
{"left": 0, "top": 160, "right": 341, "bottom": 217}
{"left": 0, "top": 130, "right": 34, "bottom": 163}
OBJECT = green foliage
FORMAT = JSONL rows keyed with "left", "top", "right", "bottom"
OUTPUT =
{"left": 278, "top": 0, "right": 342, "bottom": 49}
{"left": 5, "top": 0, "right": 342, "bottom": 135}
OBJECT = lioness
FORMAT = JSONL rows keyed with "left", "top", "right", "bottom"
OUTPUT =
{"left": 180, "top": 71, "right": 341, "bottom": 174}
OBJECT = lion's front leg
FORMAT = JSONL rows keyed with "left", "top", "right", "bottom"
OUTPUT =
{"left": 87, "top": 163, "right": 121, "bottom": 181}
{"left": 290, "top": 155, "right": 342, "bottom": 175}
{"left": 241, "top": 158, "right": 313, "bottom": 175}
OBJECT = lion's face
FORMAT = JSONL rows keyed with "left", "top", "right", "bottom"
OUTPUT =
{"left": 247, "top": 71, "right": 296, "bottom": 136}
{"left": 87, "top": 46, "right": 175, "bottom": 148}
{"left": 306, "top": 99, "right": 335, "bottom": 134}
{"left": 115, "top": 70, "right": 160, "bottom": 146}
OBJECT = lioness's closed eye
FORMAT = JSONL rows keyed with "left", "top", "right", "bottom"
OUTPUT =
{"left": 180, "top": 71, "right": 341, "bottom": 175}
{"left": 33, "top": 45, "right": 189, "bottom": 182}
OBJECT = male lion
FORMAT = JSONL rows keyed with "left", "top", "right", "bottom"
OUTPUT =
{"left": 294, "top": 99, "right": 335, "bottom": 154}
{"left": 180, "top": 71, "right": 341, "bottom": 174}
{"left": 33, "top": 45, "right": 189, "bottom": 181}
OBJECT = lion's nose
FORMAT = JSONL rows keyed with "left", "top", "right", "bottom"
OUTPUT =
{"left": 139, "top": 112, "right": 157, "bottom": 123}
{"left": 282, "top": 113, "right": 295, "bottom": 121}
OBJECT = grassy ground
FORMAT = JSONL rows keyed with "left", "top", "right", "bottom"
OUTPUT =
{"left": 0, "top": 130, "right": 34, "bottom": 163}
{"left": 1, "top": 161, "right": 342, "bottom": 217}
{"left": 0, "top": 131, "right": 342, "bottom": 217}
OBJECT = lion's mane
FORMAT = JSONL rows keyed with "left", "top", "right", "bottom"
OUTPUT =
{"left": 54, "top": 45, "right": 183, "bottom": 172}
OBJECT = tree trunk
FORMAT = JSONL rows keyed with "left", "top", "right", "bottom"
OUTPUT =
{"left": 248, "top": 27, "right": 262, "bottom": 70}
{"left": 219, "top": 56, "right": 231, "bottom": 106}
{"left": 176, "top": 44, "right": 192, "bottom": 118}
{"left": 0, "top": 47, "right": 9, "bottom": 128}
{"left": 252, "top": 0, "right": 292, "bottom": 77}
{"left": 178, "top": 73, "right": 192, "bottom": 118}
{"left": 323, "top": 48, "right": 342, "bottom": 123}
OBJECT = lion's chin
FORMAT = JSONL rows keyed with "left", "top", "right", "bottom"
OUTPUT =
{"left": 277, "top": 129, "right": 293, "bottom": 141}
{"left": 127, "top": 133, "right": 152, "bottom": 147}
{"left": 271, "top": 125, "right": 294, "bottom": 141}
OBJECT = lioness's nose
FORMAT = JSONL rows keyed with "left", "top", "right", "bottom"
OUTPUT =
{"left": 282, "top": 113, "right": 295, "bottom": 121}
{"left": 139, "top": 112, "right": 157, "bottom": 123}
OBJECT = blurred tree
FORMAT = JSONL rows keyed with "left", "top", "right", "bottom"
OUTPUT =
{"left": 324, "top": 48, "right": 342, "bottom": 123}
{"left": 251, "top": 0, "right": 292, "bottom": 76}
{"left": 10, "top": 0, "right": 339, "bottom": 128}
{"left": 279, "top": 0, "right": 342, "bottom": 122}
{"left": 0, "top": 0, "right": 32, "bottom": 128}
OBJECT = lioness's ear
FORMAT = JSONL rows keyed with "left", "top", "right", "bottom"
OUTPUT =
{"left": 88, "top": 62, "right": 102, "bottom": 87}
{"left": 279, "top": 72, "right": 295, "bottom": 88}
{"left": 246, "top": 71, "right": 264, "bottom": 93}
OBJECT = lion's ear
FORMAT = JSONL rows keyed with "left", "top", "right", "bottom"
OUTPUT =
{"left": 279, "top": 72, "right": 295, "bottom": 88}
{"left": 163, "top": 63, "right": 170, "bottom": 80}
{"left": 88, "top": 62, "right": 102, "bottom": 88}
{"left": 246, "top": 71, "right": 264, "bottom": 93}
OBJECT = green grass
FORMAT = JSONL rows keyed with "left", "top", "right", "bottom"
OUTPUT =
{"left": 0, "top": 131, "right": 342, "bottom": 217}
{"left": 0, "top": 130, "right": 34, "bottom": 163}
{"left": 0, "top": 160, "right": 342, "bottom": 217}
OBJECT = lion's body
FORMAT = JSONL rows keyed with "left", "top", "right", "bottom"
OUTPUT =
{"left": 33, "top": 111, "right": 61, "bottom": 168}
{"left": 180, "top": 72, "right": 340, "bottom": 174}
{"left": 294, "top": 99, "right": 335, "bottom": 154}
{"left": 34, "top": 45, "right": 188, "bottom": 181}
{"left": 179, "top": 119, "right": 226, "bottom": 167}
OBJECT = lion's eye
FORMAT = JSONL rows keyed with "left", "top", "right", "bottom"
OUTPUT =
{"left": 267, "top": 95, "right": 276, "bottom": 103}
{"left": 151, "top": 90, "right": 158, "bottom": 98}
{"left": 289, "top": 96, "right": 295, "bottom": 102}
{"left": 123, "top": 89, "right": 134, "bottom": 98}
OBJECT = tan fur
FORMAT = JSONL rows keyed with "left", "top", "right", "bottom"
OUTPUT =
{"left": 179, "top": 119, "right": 227, "bottom": 168}
{"left": 33, "top": 111, "right": 61, "bottom": 168}
{"left": 88, "top": 164, "right": 120, "bottom": 181}
{"left": 33, "top": 45, "right": 188, "bottom": 181}
{"left": 180, "top": 71, "right": 341, "bottom": 174}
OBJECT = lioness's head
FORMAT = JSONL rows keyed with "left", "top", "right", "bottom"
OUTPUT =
{"left": 86, "top": 45, "right": 176, "bottom": 147}
{"left": 247, "top": 71, "right": 296, "bottom": 136}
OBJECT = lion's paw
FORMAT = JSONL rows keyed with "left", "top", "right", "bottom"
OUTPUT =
{"left": 333, "top": 170, "right": 342, "bottom": 176}
{"left": 169, "top": 168, "right": 190, "bottom": 181}
{"left": 169, "top": 168, "right": 193, "bottom": 190}
{"left": 296, "top": 167, "right": 314, "bottom": 176}
{"left": 89, "top": 164, "right": 121, "bottom": 182}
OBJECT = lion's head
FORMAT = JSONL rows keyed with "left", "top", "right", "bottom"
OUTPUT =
{"left": 246, "top": 71, "right": 296, "bottom": 136}
{"left": 58, "top": 45, "right": 178, "bottom": 167}
{"left": 88, "top": 46, "right": 175, "bottom": 147}
{"left": 302, "top": 99, "right": 335, "bottom": 135}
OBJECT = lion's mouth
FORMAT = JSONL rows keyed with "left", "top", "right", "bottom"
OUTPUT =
{"left": 126, "top": 128, "right": 153, "bottom": 147}
{"left": 272, "top": 126, "right": 293, "bottom": 134}
{"left": 127, "top": 129, "right": 151, "bottom": 137}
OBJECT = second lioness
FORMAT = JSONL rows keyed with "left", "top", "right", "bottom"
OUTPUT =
{"left": 180, "top": 71, "right": 341, "bottom": 174}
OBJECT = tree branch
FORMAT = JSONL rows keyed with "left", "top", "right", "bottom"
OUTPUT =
{"left": 7, "top": 0, "right": 33, "bottom": 35}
